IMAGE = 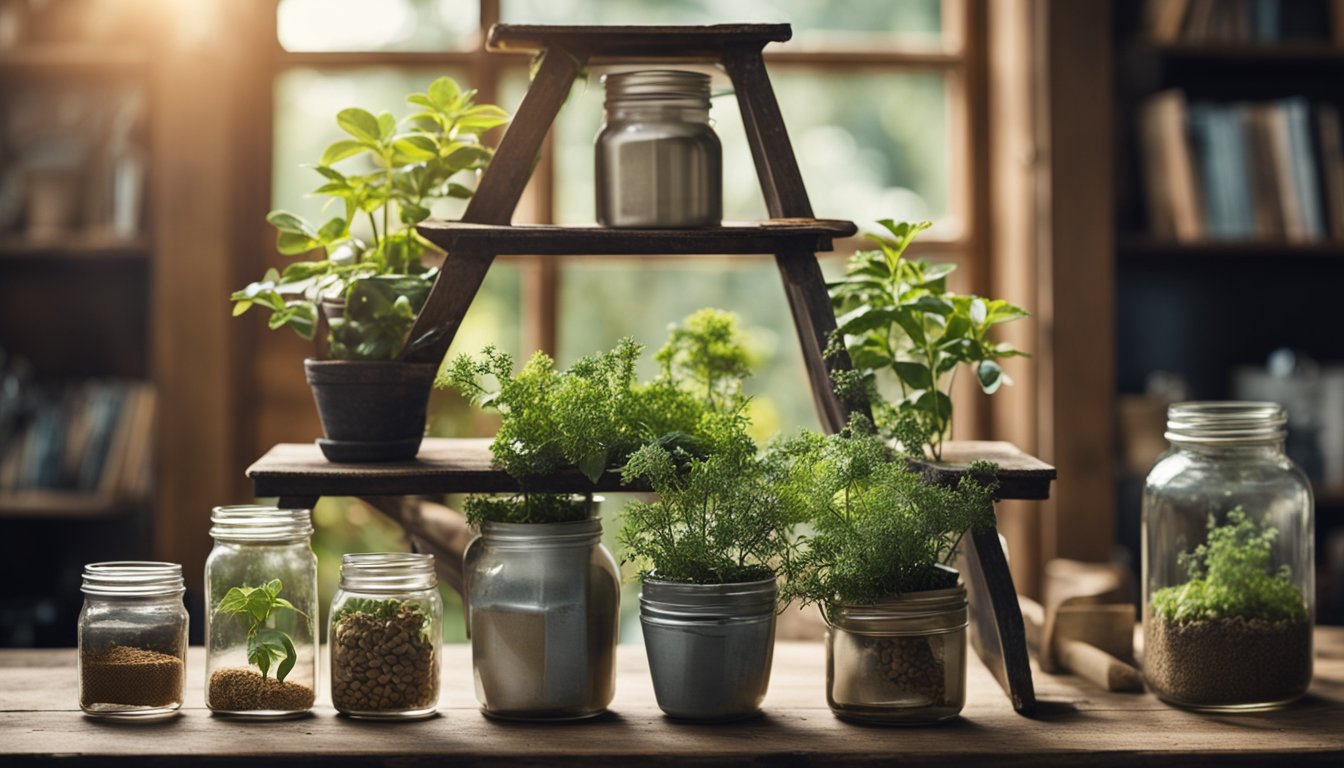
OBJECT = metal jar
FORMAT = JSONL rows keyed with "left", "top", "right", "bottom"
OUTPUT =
{"left": 464, "top": 517, "right": 620, "bottom": 720}
{"left": 825, "top": 583, "right": 968, "bottom": 724}
{"left": 640, "top": 577, "right": 777, "bottom": 720}
{"left": 595, "top": 69, "right": 722, "bottom": 228}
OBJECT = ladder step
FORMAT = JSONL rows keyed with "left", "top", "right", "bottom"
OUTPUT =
{"left": 416, "top": 219, "right": 857, "bottom": 256}
{"left": 487, "top": 23, "right": 792, "bottom": 57}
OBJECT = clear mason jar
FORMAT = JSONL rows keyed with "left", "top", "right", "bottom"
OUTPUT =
{"left": 1142, "top": 402, "right": 1314, "bottom": 711}
{"left": 595, "top": 69, "right": 722, "bottom": 228}
{"left": 329, "top": 552, "right": 442, "bottom": 719}
{"left": 77, "top": 562, "right": 188, "bottom": 719}
{"left": 825, "top": 583, "right": 968, "bottom": 724}
{"left": 464, "top": 516, "right": 620, "bottom": 720}
{"left": 205, "top": 505, "right": 318, "bottom": 716}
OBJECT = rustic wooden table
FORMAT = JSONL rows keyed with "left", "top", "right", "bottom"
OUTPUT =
{"left": 2, "top": 635, "right": 1341, "bottom": 767}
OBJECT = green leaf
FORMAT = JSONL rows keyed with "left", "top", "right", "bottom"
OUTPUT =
{"left": 399, "top": 201, "right": 430, "bottom": 225}
{"left": 266, "top": 210, "right": 315, "bottom": 236}
{"left": 428, "top": 76, "right": 461, "bottom": 108}
{"left": 576, "top": 451, "right": 608, "bottom": 484}
{"left": 376, "top": 111, "right": 397, "bottom": 139}
{"left": 892, "top": 361, "right": 933, "bottom": 390}
{"left": 320, "top": 139, "right": 370, "bottom": 165}
{"left": 317, "top": 217, "right": 347, "bottom": 243}
{"left": 446, "top": 182, "right": 474, "bottom": 199}
{"left": 892, "top": 309, "right": 926, "bottom": 346}
{"left": 232, "top": 300, "right": 253, "bottom": 316}
{"left": 836, "top": 305, "right": 897, "bottom": 336}
{"left": 978, "top": 360, "right": 1004, "bottom": 394}
{"left": 277, "top": 232, "right": 320, "bottom": 255}
{"left": 915, "top": 389, "right": 953, "bottom": 421}
{"left": 969, "top": 298, "right": 988, "bottom": 325}
{"left": 276, "top": 632, "right": 297, "bottom": 682}
{"left": 393, "top": 135, "right": 437, "bottom": 160}
{"left": 337, "top": 107, "right": 381, "bottom": 142}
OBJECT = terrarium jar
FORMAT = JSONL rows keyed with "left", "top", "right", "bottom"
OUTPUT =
{"left": 595, "top": 69, "right": 722, "bottom": 228}
{"left": 464, "top": 514, "right": 620, "bottom": 720}
{"left": 205, "top": 505, "right": 319, "bottom": 717}
{"left": 329, "top": 552, "right": 443, "bottom": 719}
{"left": 825, "top": 583, "right": 968, "bottom": 724}
{"left": 77, "top": 562, "right": 188, "bottom": 719}
{"left": 1142, "top": 402, "right": 1314, "bottom": 711}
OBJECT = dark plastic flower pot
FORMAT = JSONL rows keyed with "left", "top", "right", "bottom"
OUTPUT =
{"left": 304, "top": 358, "right": 436, "bottom": 463}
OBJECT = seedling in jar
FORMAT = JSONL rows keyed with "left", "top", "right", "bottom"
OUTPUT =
{"left": 217, "top": 579, "right": 307, "bottom": 682}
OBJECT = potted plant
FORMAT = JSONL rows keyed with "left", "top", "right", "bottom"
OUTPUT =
{"left": 618, "top": 310, "right": 790, "bottom": 721}
{"left": 1144, "top": 507, "right": 1311, "bottom": 710}
{"left": 231, "top": 77, "right": 509, "bottom": 462}
{"left": 828, "top": 220, "right": 1028, "bottom": 461}
{"left": 775, "top": 418, "right": 998, "bottom": 724}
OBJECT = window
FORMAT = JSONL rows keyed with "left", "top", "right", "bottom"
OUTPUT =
{"left": 261, "top": 0, "right": 985, "bottom": 638}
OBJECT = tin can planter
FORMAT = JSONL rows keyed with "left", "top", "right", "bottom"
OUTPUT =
{"left": 640, "top": 576, "right": 776, "bottom": 721}
{"left": 464, "top": 515, "right": 620, "bottom": 720}
{"left": 825, "top": 581, "right": 968, "bottom": 725}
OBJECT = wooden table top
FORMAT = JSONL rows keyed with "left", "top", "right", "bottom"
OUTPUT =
{"left": 3, "top": 634, "right": 1342, "bottom": 767}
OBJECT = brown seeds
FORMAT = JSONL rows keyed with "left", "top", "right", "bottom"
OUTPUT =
{"left": 208, "top": 667, "right": 315, "bottom": 711}
{"left": 332, "top": 608, "right": 438, "bottom": 714}
{"left": 1144, "top": 615, "right": 1311, "bottom": 706}
{"left": 81, "top": 645, "right": 184, "bottom": 708}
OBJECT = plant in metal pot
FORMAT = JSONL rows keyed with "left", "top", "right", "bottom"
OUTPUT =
{"left": 230, "top": 76, "right": 509, "bottom": 462}
{"left": 774, "top": 417, "right": 998, "bottom": 724}
{"left": 828, "top": 219, "right": 1028, "bottom": 462}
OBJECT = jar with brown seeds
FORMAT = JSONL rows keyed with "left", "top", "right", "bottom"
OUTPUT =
{"left": 329, "top": 553, "right": 442, "bottom": 719}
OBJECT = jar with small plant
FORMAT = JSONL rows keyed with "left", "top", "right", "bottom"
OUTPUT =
{"left": 619, "top": 310, "right": 792, "bottom": 721}
{"left": 775, "top": 418, "right": 998, "bottom": 724}
{"left": 329, "top": 553, "right": 442, "bottom": 720}
{"left": 230, "top": 77, "right": 509, "bottom": 462}
{"left": 1143, "top": 402, "right": 1313, "bottom": 711}
{"left": 828, "top": 220, "right": 1028, "bottom": 462}
{"left": 205, "top": 506, "right": 318, "bottom": 717}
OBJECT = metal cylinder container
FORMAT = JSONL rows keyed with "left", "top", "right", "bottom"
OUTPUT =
{"left": 464, "top": 517, "right": 620, "bottom": 720}
{"left": 640, "top": 576, "right": 777, "bottom": 720}
{"left": 595, "top": 69, "right": 722, "bottom": 228}
{"left": 825, "top": 583, "right": 968, "bottom": 724}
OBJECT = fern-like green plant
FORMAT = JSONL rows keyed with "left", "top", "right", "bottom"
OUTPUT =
{"left": 1150, "top": 507, "right": 1307, "bottom": 624}
{"left": 774, "top": 417, "right": 998, "bottom": 616}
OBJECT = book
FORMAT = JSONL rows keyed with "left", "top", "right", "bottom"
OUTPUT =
{"left": 1316, "top": 104, "right": 1344, "bottom": 240}
{"left": 1246, "top": 104, "right": 1287, "bottom": 238}
{"left": 1283, "top": 97, "right": 1326, "bottom": 240}
{"left": 1140, "top": 90, "right": 1206, "bottom": 240}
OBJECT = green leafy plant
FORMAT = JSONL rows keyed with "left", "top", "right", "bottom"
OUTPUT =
{"left": 619, "top": 409, "right": 795, "bottom": 585}
{"left": 462, "top": 493, "right": 593, "bottom": 526}
{"left": 1151, "top": 507, "right": 1307, "bottom": 624}
{"left": 217, "top": 579, "right": 308, "bottom": 681}
{"left": 774, "top": 417, "right": 998, "bottom": 616}
{"left": 653, "top": 308, "right": 754, "bottom": 411}
{"left": 829, "top": 220, "right": 1029, "bottom": 460}
{"left": 231, "top": 76, "right": 509, "bottom": 360}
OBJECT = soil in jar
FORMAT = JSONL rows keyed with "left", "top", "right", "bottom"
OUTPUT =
{"left": 81, "top": 645, "right": 184, "bottom": 708}
{"left": 873, "top": 635, "right": 947, "bottom": 704}
{"left": 1144, "top": 615, "right": 1311, "bottom": 706}
{"left": 208, "top": 668, "right": 315, "bottom": 711}
{"left": 332, "top": 606, "right": 437, "bottom": 713}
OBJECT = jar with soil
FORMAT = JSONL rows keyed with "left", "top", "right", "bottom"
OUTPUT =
{"left": 205, "top": 505, "right": 319, "bottom": 717}
{"left": 464, "top": 512, "right": 620, "bottom": 720}
{"left": 825, "top": 582, "right": 968, "bottom": 724}
{"left": 329, "top": 552, "right": 442, "bottom": 719}
{"left": 77, "top": 562, "right": 188, "bottom": 719}
{"left": 1143, "top": 402, "right": 1314, "bottom": 711}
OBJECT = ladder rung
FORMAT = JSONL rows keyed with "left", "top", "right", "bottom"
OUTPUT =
{"left": 487, "top": 24, "right": 792, "bottom": 57}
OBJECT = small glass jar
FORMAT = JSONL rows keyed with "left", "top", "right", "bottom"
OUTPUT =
{"left": 77, "top": 562, "right": 188, "bottom": 719}
{"left": 464, "top": 516, "right": 620, "bottom": 720}
{"left": 329, "top": 552, "right": 442, "bottom": 719}
{"left": 205, "top": 505, "right": 318, "bottom": 717}
{"left": 595, "top": 69, "right": 722, "bottom": 228}
{"left": 1142, "top": 402, "right": 1314, "bottom": 711}
{"left": 825, "top": 584, "right": 968, "bottom": 724}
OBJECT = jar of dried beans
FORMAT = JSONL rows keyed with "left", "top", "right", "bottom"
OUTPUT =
{"left": 205, "top": 505, "right": 318, "bottom": 717}
{"left": 825, "top": 583, "right": 968, "bottom": 724}
{"left": 78, "top": 561, "right": 188, "bottom": 719}
{"left": 329, "top": 552, "right": 442, "bottom": 719}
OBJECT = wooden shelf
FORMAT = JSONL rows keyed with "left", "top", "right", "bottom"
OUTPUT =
{"left": 415, "top": 219, "right": 858, "bottom": 256}
{"left": 1117, "top": 237, "right": 1344, "bottom": 261}
{"left": 1129, "top": 41, "right": 1344, "bottom": 65}
{"left": 0, "top": 490, "right": 138, "bottom": 520}
{"left": 248, "top": 437, "right": 1056, "bottom": 503}
{"left": 0, "top": 235, "right": 150, "bottom": 264}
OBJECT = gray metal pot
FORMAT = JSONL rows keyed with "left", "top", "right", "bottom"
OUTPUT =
{"left": 640, "top": 576, "right": 777, "bottom": 720}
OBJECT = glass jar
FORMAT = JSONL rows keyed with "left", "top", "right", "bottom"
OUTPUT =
{"left": 825, "top": 583, "right": 968, "bottom": 724}
{"left": 205, "top": 505, "right": 319, "bottom": 717}
{"left": 1142, "top": 402, "right": 1314, "bottom": 711}
{"left": 329, "top": 552, "right": 442, "bottom": 719}
{"left": 77, "top": 562, "right": 188, "bottom": 719}
{"left": 464, "top": 517, "right": 620, "bottom": 720}
{"left": 595, "top": 69, "right": 722, "bottom": 228}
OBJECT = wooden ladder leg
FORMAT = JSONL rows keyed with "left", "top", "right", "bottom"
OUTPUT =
{"left": 723, "top": 46, "right": 813, "bottom": 219}
{"left": 776, "top": 247, "right": 857, "bottom": 435}
{"left": 964, "top": 525, "right": 1038, "bottom": 714}
{"left": 404, "top": 44, "right": 589, "bottom": 364}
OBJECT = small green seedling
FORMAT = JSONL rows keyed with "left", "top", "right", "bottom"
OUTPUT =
{"left": 217, "top": 579, "right": 307, "bottom": 682}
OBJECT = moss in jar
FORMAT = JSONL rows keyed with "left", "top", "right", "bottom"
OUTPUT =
{"left": 331, "top": 598, "right": 437, "bottom": 713}
{"left": 1145, "top": 507, "right": 1311, "bottom": 706}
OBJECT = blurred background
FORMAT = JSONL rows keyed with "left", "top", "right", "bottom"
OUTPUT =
{"left": 1, "top": 0, "right": 1342, "bottom": 646}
